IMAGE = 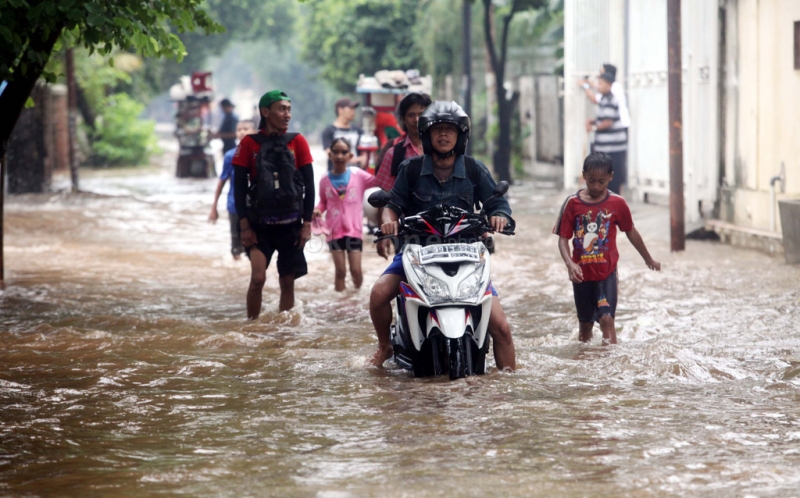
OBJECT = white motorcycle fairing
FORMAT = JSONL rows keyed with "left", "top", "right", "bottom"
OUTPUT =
{"left": 398, "top": 242, "right": 494, "bottom": 350}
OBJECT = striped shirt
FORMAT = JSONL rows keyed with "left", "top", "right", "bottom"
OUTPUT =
{"left": 594, "top": 92, "right": 627, "bottom": 153}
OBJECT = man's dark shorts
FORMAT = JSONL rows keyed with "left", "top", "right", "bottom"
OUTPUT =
{"left": 572, "top": 270, "right": 618, "bottom": 323}
{"left": 246, "top": 223, "right": 308, "bottom": 279}
{"left": 328, "top": 236, "right": 363, "bottom": 252}
{"left": 228, "top": 212, "right": 244, "bottom": 257}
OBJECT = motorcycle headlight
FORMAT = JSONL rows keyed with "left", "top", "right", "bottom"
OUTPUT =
{"left": 421, "top": 274, "right": 451, "bottom": 304}
{"left": 456, "top": 263, "right": 485, "bottom": 301}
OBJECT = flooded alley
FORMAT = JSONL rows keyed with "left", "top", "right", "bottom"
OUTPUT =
{"left": 1, "top": 147, "right": 799, "bottom": 497}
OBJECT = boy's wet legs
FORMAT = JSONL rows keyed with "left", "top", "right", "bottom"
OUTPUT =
{"left": 247, "top": 248, "right": 268, "bottom": 319}
{"left": 598, "top": 314, "right": 617, "bottom": 344}
{"left": 579, "top": 315, "right": 617, "bottom": 344}
{"left": 487, "top": 296, "right": 516, "bottom": 371}
{"left": 579, "top": 322, "right": 594, "bottom": 342}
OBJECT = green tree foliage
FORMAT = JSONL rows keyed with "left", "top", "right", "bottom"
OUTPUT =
{"left": 90, "top": 93, "right": 158, "bottom": 167}
{"left": 414, "top": 0, "right": 462, "bottom": 84}
{"left": 157, "top": 0, "right": 298, "bottom": 93}
{"left": 0, "top": 0, "right": 223, "bottom": 150}
{"left": 301, "top": 0, "right": 423, "bottom": 94}
{"left": 481, "top": 0, "right": 548, "bottom": 182}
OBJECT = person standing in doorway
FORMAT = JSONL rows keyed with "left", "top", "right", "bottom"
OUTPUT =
{"left": 578, "top": 64, "right": 630, "bottom": 195}
{"left": 208, "top": 119, "right": 256, "bottom": 260}
{"left": 215, "top": 98, "right": 239, "bottom": 155}
{"left": 321, "top": 97, "right": 368, "bottom": 171}
{"left": 232, "top": 90, "right": 315, "bottom": 316}
{"left": 582, "top": 71, "right": 628, "bottom": 196}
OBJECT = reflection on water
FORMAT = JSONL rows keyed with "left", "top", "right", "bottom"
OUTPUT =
{"left": 1, "top": 157, "right": 800, "bottom": 496}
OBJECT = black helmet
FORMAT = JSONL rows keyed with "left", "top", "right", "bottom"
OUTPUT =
{"left": 418, "top": 101, "right": 471, "bottom": 157}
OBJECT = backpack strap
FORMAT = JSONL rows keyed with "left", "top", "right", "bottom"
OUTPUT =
{"left": 464, "top": 156, "right": 483, "bottom": 211}
{"left": 405, "top": 155, "right": 484, "bottom": 211}
{"left": 389, "top": 140, "right": 407, "bottom": 177}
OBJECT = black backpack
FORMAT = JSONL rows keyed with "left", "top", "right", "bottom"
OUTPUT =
{"left": 246, "top": 133, "right": 304, "bottom": 225}
{"left": 403, "top": 155, "right": 484, "bottom": 211}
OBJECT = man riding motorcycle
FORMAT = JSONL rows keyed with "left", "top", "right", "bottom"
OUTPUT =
{"left": 369, "top": 101, "right": 516, "bottom": 371}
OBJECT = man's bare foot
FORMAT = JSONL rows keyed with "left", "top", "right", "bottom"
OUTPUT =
{"left": 369, "top": 344, "right": 393, "bottom": 367}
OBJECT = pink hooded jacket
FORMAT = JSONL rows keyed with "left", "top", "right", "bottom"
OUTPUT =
{"left": 315, "top": 167, "right": 379, "bottom": 241}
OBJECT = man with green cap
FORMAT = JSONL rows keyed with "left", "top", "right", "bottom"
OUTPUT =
{"left": 232, "top": 90, "right": 315, "bottom": 316}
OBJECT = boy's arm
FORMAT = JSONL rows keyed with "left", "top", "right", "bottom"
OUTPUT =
{"left": 625, "top": 228, "right": 661, "bottom": 271}
{"left": 208, "top": 179, "right": 226, "bottom": 223}
{"left": 558, "top": 236, "right": 584, "bottom": 283}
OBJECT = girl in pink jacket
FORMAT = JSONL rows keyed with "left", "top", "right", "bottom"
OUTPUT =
{"left": 313, "top": 138, "right": 379, "bottom": 291}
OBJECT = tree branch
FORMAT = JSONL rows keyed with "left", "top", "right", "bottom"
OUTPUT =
{"left": 0, "top": 25, "right": 64, "bottom": 149}
{"left": 482, "top": 0, "right": 500, "bottom": 76}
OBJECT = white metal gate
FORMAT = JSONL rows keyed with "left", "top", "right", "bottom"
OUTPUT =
{"left": 564, "top": 0, "right": 720, "bottom": 225}
{"left": 627, "top": 0, "right": 719, "bottom": 223}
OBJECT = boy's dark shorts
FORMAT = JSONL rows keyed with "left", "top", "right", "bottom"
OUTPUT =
{"left": 328, "top": 236, "right": 363, "bottom": 252}
{"left": 572, "top": 271, "right": 618, "bottom": 323}
{"left": 246, "top": 223, "right": 308, "bottom": 279}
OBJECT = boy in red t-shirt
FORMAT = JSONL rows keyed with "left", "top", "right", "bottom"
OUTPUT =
{"left": 554, "top": 152, "right": 661, "bottom": 344}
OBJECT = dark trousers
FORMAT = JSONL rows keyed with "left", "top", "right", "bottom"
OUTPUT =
{"left": 607, "top": 150, "right": 627, "bottom": 195}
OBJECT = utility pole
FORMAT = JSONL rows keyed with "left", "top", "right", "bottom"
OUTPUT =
{"left": 667, "top": 0, "right": 684, "bottom": 251}
{"left": 65, "top": 48, "right": 79, "bottom": 193}
{"left": 462, "top": 0, "right": 472, "bottom": 154}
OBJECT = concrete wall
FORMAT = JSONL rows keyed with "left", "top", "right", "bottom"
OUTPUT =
{"left": 722, "top": 0, "right": 800, "bottom": 234}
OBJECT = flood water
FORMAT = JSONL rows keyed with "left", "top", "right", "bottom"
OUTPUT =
{"left": 2, "top": 144, "right": 800, "bottom": 497}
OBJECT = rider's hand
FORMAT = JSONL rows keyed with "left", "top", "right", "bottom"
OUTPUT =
{"left": 381, "top": 220, "right": 399, "bottom": 237}
{"left": 208, "top": 207, "right": 218, "bottom": 224}
{"left": 240, "top": 227, "right": 257, "bottom": 248}
{"left": 297, "top": 222, "right": 311, "bottom": 248}
{"left": 377, "top": 238, "right": 392, "bottom": 260}
{"left": 312, "top": 209, "right": 322, "bottom": 221}
{"left": 490, "top": 216, "right": 507, "bottom": 233}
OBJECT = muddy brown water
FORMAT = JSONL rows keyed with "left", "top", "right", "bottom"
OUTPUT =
{"left": 1, "top": 155, "right": 799, "bottom": 497}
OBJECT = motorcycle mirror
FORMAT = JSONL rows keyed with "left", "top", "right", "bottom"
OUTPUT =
{"left": 493, "top": 181, "right": 509, "bottom": 197}
{"left": 368, "top": 190, "right": 391, "bottom": 208}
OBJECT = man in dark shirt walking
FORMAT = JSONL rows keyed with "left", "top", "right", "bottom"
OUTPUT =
{"left": 216, "top": 98, "right": 239, "bottom": 154}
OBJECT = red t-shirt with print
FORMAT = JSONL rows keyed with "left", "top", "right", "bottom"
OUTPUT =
{"left": 232, "top": 131, "right": 314, "bottom": 175}
{"left": 554, "top": 190, "right": 634, "bottom": 281}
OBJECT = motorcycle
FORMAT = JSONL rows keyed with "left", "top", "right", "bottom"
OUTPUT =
{"left": 368, "top": 182, "right": 515, "bottom": 379}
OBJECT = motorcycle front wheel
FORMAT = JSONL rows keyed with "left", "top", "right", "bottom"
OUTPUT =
{"left": 448, "top": 337, "right": 470, "bottom": 380}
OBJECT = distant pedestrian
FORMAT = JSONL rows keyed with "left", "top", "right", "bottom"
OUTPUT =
{"left": 321, "top": 97, "right": 368, "bottom": 171}
{"left": 553, "top": 152, "right": 661, "bottom": 345}
{"left": 312, "top": 138, "right": 379, "bottom": 291}
{"left": 208, "top": 119, "right": 256, "bottom": 260}
{"left": 579, "top": 64, "right": 631, "bottom": 129}
{"left": 374, "top": 92, "right": 431, "bottom": 193}
{"left": 215, "top": 98, "right": 239, "bottom": 154}
{"left": 373, "top": 92, "right": 431, "bottom": 257}
{"left": 232, "top": 90, "right": 315, "bottom": 316}
{"left": 578, "top": 65, "right": 629, "bottom": 196}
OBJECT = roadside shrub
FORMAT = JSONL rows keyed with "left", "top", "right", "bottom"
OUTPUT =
{"left": 90, "top": 93, "right": 158, "bottom": 167}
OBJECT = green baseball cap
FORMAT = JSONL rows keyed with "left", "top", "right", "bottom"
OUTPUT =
{"left": 259, "top": 90, "right": 290, "bottom": 109}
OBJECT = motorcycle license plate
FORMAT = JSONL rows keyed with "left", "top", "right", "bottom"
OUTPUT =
{"left": 418, "top": 244, "right": 480, "bottom": 263}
